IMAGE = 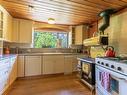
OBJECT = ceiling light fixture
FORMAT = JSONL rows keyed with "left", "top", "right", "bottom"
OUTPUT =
{"left": 28, "top": 5, "right": 34, "bottom": 12}
{"left": 48, "top": 18, "right": 55, "bottom": 24}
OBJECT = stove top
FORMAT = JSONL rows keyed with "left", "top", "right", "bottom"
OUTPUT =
{"left": 98, "top": 57, "right": 127, "bottom": 64}
{"left": 79, "top": 57, "right": 95, "bottom": 63}
{"left": 95, "top": 57, "right": 127, "bottom": 75}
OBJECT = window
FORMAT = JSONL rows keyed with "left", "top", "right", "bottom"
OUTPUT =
{"left": 34, "top": 31, "right": 68, "bottom": 48}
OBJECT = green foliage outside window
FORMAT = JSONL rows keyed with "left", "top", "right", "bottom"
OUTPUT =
{"left": 34, "top": 31, "right": 68, "bottom": 48}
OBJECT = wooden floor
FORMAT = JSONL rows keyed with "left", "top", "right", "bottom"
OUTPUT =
{"left": 7, "top": 74, "right": 91, "bottom": 95}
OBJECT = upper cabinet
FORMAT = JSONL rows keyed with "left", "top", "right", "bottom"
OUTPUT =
{"left": 75, "top": 25, "right": 88, "bottom": 45}
{"left": 0, "top": 5, "right": 13, "bottom": 41}
{"left": 12, "top": 18, "right": 33, "bottom": 43}
{"left": 12, "top": 18, "right": 19, "bottom": 42}
{"left": 69, "top": 25, "right": 88, "bottom": 45}
{"left": 19, "top": 19, "right": 33, "bottom": 43}
{"left": 0, "top": 10, "right": 3, "bottom": 39}
{"left": 0, "top": 5, "right": 33, "bottom": 43}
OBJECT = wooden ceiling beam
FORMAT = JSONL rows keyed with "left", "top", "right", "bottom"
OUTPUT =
{"left": 102, "top": 0, "right": 127, "bottom": 6}
{"left": 35, "top": 0, "right": 101, "bottom": 11}
{"left": 4, "top": 7, "right": 97, "bottom": 20}
{"left": 8, "top": 10, "right": 96, "bottom": 22}
{"left": 12, "top": 14, "right": 93, "bottom": 25}
{"left": 3, "top": 0, "right": 100, "bottom": 14}
{"left": 118, "top": 0, "right": 127, "bottom": 3}
{"left": 3, "top": 3, "right": 97, "bottom": 19}
{"left": 1, "top": 0, "right": 127, "bottom": 25}
{"left": 86, "top": 0, "right": 122, "bottom": 8}
{"left": 3, "top": 0, "right": 101, "bottom": 12}
{"left": 3, "top": 5, "right": 97, "bottom": 18}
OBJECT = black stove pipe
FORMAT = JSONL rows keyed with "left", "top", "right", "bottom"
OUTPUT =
{"left": 99, "top": 9, "right": 115, "bottom": 34}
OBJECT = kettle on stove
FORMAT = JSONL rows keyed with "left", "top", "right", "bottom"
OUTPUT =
{"left": 105, "top": 46, "right": 115, "bottom": 57}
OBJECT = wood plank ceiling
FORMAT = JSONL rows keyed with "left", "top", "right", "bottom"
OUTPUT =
{"left": 1, "top": 0, "right": 127, "bottom": 25}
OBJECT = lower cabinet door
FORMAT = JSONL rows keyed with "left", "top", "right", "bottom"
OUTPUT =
{"left": 54, "top": 56, "right": 64, "bottom": 74}
{"left": 43, "top": 55, "right": 64, "bottom": 74}
{"left": 17, "top": 56, "right": 25, "bottom": 77}
{"left": 25, "top": 56, "right": 42, "bottom": 76}
{"left": 64, "top": 56, "right": 73, "bottom": 74}
{"left": 43, "top": 56, "right": 55, "bottom": 74}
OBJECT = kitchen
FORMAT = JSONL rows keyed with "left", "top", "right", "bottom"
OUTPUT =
{"left": 1, "top": 0, "right": 127, "bottom": 95}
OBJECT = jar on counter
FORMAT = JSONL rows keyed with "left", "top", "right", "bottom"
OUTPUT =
{"left": 5, "top": 46, "right": 10, "bottom": 54}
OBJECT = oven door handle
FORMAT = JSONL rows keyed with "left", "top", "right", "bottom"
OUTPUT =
{"left": 111, "top": 75, "right": 127, "bottom": 81}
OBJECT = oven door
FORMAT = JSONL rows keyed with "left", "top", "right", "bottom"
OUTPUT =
{"left": 96, "top": 65, "right": 127, "bottom": 95}
{"left": 82, "top": 62, "right": 91, "bottom": 76}
{"left": 81, "top": 62, "right": 92, "bottom": 81}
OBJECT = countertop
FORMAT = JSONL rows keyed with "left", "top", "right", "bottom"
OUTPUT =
{"left": 18, "top": 53, "right": 86, "bottom": 56}
{"left": 0, "top": 54, "right": 17, "bottom": 60}
{"left": 0, "top": 53, "right": 87, "bottom": 60}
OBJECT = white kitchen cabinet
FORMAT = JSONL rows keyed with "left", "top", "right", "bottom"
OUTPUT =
{"left": 17, "top": 56, "right": 25, "bottom": 77}
{"left": 19, "top": 19, "right": 33, "bottom": 43}
{"left": 54, "top": 56, "right": 64, "bottom": 73}
{"left": 12, "top": 18, "right": 33, "bottom": 43}
{"left": 64, "top": 56, "right": 73, "bottom": 74}
{"left": 0, "top": 5, "right": 13, "bottom": 41}
{"left": 75, "top": 25, "right": 88, "bottom": 45}
{"left": 43, "top": 55, "right": 64, "bottom": 74}
{"left": 12, "top": 18, "right": 19, "bottom": 42}
{"left": 69, "top": 25, "right": 88, "bottom": 45}
{"left": 25, "top": 56, "right": 42, "bottom": 76}
{"left": 43, "top": 55, "right": 54, "bottom": 74}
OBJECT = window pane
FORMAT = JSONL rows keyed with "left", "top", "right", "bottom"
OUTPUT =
{"left": 58, "top": 33, "right": 68, "bottom": 48}
{"left": 34, "top": 31, "right": 68, "bottom": 48}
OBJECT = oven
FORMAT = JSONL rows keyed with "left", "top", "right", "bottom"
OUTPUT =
{"left": 81, "top": 61, "right": 95, "bottom": 85}
{"left": 79, "top": 58, "right": 95, "bottom": 88}
{"left": 96, "top": 63, "right": 127, "bottom": 95}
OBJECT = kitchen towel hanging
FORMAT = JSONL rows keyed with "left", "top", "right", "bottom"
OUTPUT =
{"left": 101, "top": 71, "right": 110, "bottom": 92}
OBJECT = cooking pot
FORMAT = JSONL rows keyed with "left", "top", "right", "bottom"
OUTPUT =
{"left": 105, "top": 46, "right": 115, "bottom": 57}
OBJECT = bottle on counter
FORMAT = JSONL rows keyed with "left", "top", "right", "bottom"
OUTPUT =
{"left": 5, "top": 46, "right": 10, "bottom": 54}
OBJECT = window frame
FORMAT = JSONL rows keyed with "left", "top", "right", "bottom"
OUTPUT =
{"left": 33, "top": 31, "right": 69, "bottom": 48}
